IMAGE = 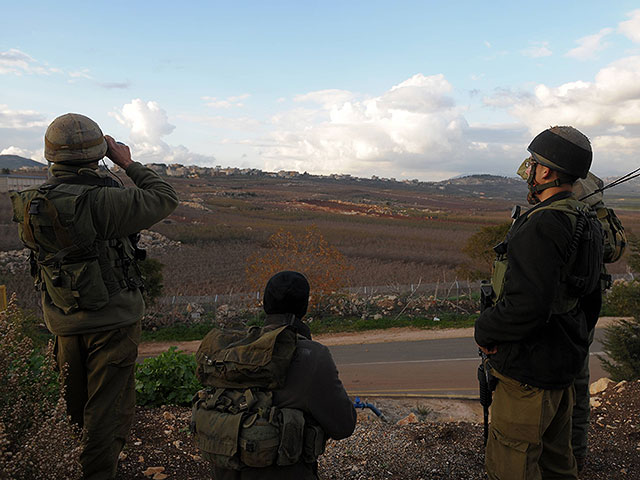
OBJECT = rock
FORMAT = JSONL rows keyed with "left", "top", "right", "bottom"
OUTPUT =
{"left": 616, "top": 380, "right": 628, "bottom": 392}
{"left": 373, "top": 314, "right": 383, "bottom": 320}
{"left": 119, "top": 452, "right": 127, "bottom": 460}
{"left": 590, "top": 398, "right": 601, "bottom": 408}
{"left": 590, "top": 377, "right": 614, "bottom": 395}
{"left": 138, "top": 456, "right": 145, "bottom": 463}
{"left": 143, "top": 467, "right": 165, "bottom": 477}
{"left": 173, "top": 440, "right": 183, "bottom": 448}
{"left": 162, "top": 411, "right": 176, "bottom": 421}
{"left": 397, "top": 413, "right": 419, "bottom": 426}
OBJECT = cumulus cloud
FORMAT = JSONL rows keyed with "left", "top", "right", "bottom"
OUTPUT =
{"left": 202, "top": 94, "right": 250, "bottom": 109}
{"left": 521, "top": 42, "right": 552, "bottom": 58}
{"left": 0, "top": 105, "right": 48, "bottom": 129}
{"left": 258, "top": 74, "right": 504, "bottom": 180}
{"left": 619, "top": 9, "right": 640, "bottom": 43}
{"left": 112, "top": 99, "right": 214, "bottom": 165}
{"left": 566, "top": 28, "right": 613, "bottom": 60}
{"left": 484, "top": 55, "right": 640, "bottom": 174}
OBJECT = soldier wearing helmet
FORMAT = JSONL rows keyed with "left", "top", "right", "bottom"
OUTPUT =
{"left": 10, "top": 113, "right": 179, "bottom": 479}
{"left": 475, "top": 126, "right": 603, "bottom": 479}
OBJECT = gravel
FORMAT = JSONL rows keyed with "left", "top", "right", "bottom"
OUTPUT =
{"left": 118, "top": 380, "right": 640, "bottom": 479}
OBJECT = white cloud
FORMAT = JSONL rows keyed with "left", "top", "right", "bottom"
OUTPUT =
{"left": 0, "top": 146, "right": 43, "bottom": 160}
{"left": 294, "top": 89, "right": 355, "bottom": 107}
{"left": 521, "top": 42, "right": 552, "bottom": 58}
{"left": 486, "top": 55, "right": 640, "bottom": 174}
{"left": 0, "top": 105, "right": 48, "bottom": 129}
{"left": 619, "top": 9, "right": 640, "bottom": 43}
{"left": 112, "top": 99, "right": 175, "bottom": 144}
{"left": 258, "top": 74, "right": 488, "bottom": 180}
{"left": 202, "top": 94, "right": 250, "bottom": 109}
{"left": 112, "top": 99, "right": 214, "bottom": 165}
{"left": 0, "top": 48, "right": 57, "bottom": 76}
{"left": 566, "top": 28, "right": 613, "bottom": 60}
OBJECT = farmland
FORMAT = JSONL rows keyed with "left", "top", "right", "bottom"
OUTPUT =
{"left": 2, "top": 171, "right": 640, "bottom": 308}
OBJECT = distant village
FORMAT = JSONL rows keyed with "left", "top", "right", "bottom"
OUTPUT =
{"left": 1, "top": 159, "right": 426, "bottom": 190}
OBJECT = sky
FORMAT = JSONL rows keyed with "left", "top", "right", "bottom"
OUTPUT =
{"left": 2, "top": 1, "right": 640, "bottom": 181}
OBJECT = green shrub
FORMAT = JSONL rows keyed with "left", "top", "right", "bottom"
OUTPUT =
{"left": 138, "top": 258, "right": 165, "bottom": 307}
{"left": 135, "top": 347, "right": 202, "bottom": 407}
{"left": 0, "top": 296, "right": 82, "bottom": 479}
{"left": 601, "top": 280, "right": 640, "bottom": 317}
{"left": 600, "top": 317, "right": 640, "bottom": 381}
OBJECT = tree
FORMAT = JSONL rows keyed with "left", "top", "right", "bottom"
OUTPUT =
{"left": 245, "top": 226, "right": 352, "bottom": 312}
{"left": 138, "top": 258, "right": 164, "bottom": 307}
{"left": 460, "top": 221, "right": 511, "bottom": 279}
{"left": 600, "top": 317, "right": 640, "bottom": 381}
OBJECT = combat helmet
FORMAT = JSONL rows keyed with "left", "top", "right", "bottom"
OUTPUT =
{"left": 44, "top": 113, "right": 108, "bottom": 164}
{"left": 527, "top": 126, "right": 592, "bottom": 180}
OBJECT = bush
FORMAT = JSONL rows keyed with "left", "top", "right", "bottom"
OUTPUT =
{"left": 0, "top": 295, "right": 82, "bottom": 479}
{"left": 600, "top": 317, "right": 640, "bottom": 381}
{"left": 139, "top": 257, "right": 165, "bottom": 307}
{"left": 460, "top": 221, "right": 511, "bottom": 279}
{"left": 601, "top": 280, "right": 640, "bottom": 317}
{"left": 135, "top": 347, "right": 202, "bottom": 407}
{"left": 245, "top": 225, "right": 352, "bottom": 314}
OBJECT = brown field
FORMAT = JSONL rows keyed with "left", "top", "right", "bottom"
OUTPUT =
{"left": 2, "top": 173, "right": 640, "bottom": 307}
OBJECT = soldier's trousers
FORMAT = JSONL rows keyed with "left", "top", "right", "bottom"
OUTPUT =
{"left": 571, "top": 328, "right": 595, "bottom": 461}
{"left": 55, "top": 321, "right": 141, "bottom": 480}
{"left": 486, "top": 370, "right": 577, "bottom": 480}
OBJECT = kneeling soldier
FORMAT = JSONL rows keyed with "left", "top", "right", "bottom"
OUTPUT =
{"left": 192, "top": 271, "right": 357, "bottom": 479}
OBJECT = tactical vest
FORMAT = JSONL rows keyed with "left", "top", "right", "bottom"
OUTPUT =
{"left": 191, "top": 323, "right": 327, "bottom": 470}
{"left": 9, "top": 176, "right": 144, "bottom": 314}
{"left": 490, "top": 197, "right": 604, "bottom": 315}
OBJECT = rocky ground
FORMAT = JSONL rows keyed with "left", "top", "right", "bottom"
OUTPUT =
{"left": 118, "top": 379, "right": 640, "bottom": 480}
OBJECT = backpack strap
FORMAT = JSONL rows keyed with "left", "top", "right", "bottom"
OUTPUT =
{"left": 45, "top": 174, "right": 123, "bottom": 188}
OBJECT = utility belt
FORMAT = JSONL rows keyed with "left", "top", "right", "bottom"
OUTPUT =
{"left": 191, "top": 387, "right": 326, "bottom": 470}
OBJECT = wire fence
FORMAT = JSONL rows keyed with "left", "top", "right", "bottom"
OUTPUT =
{"left": 157, "top": 272, "right": 635, "bottom": 310}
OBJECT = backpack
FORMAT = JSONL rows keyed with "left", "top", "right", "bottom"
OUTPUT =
{"left": 529, "top": 197, "right": 605, "bottom": 302}
{"left": 10, "top": 177, "right": 144, "bottom": 313}
{"left": 574, "top": 173, "right": 627, "bottom": 264}
{"left": 191, "top": 323, "right": 326, "bottom": 470}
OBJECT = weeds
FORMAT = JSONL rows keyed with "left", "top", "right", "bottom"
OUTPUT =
{"left": 0, "top": 295, "right": 82, "bottom": 479}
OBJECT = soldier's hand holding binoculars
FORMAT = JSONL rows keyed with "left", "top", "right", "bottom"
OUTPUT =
{"left": 105, "top": 135, "right": 133, "bottom": 170}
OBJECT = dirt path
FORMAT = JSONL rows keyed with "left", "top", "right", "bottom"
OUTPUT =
{"left": 137, "top": 316, "right": 625, "bottom": 357}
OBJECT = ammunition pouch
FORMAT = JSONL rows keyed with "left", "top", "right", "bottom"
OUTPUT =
{"left": 191, "top": 388, "right": 326, "bottom": 470}
{"left": 10, "top": 180, "right": 145, "bottom": 313}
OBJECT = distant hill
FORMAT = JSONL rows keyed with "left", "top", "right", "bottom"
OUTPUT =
{"left": 0, "top": 155, "right": 45, "bottom": 170}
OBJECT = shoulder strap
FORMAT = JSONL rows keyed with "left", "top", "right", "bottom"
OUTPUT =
{"left": 45, "top": 175, "right": 122, "bottom": 188}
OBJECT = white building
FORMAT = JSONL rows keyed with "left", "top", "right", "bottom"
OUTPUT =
{"left": 0, "top": 175, "right": 45, "bottom": 192}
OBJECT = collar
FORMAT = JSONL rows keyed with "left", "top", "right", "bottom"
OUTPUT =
{"left": 263, "top": 313, "right": 312, "bottom": 340}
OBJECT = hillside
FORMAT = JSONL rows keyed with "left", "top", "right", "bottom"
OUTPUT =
{"left": 0, "top": 154, "right": 45, "bottom": 170}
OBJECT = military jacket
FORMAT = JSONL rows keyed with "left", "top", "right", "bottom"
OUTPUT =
{"left": 475, "top": 192, "right": 599, "bottom": 389}
{"left": 213, "top": 314, "right": 357, "bottom": 480}
{"left": 12, "top": 162, "right": 178, "bottom": 335}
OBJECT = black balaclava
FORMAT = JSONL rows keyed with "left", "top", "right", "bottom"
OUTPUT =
{"left": 263, "top": 271, "right": 310, "bottom": 319}
{"left": 263, "top": 271, "right": 311, "bottom": 339}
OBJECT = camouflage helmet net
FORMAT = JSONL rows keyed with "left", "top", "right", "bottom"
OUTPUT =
{"left": 44, "top": 113, "right": 108, "bottom": 164}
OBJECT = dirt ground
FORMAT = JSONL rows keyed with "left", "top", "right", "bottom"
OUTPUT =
{"left": 119, "top": 380, "right": 640, "bottom": 479}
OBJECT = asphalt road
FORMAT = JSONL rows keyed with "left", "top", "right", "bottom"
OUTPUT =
{"left": 331, "top": 330, "right": 608, "bottom": 398}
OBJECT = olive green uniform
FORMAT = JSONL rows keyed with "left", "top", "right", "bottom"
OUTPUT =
{"left": 475, "top": 192, "right": 599, "bottom": 480}
{"left": 12, "top": 162, "right": 178, "bottom": 479}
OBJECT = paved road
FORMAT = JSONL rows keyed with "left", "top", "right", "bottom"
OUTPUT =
{"left": 331, "top": 330, "right": 608, "bottom": 398}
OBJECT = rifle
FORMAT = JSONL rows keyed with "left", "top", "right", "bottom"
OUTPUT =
{"left": 478, "top": 282, "right": 497, "bottom": 445}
